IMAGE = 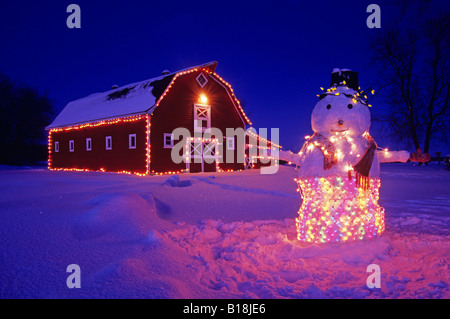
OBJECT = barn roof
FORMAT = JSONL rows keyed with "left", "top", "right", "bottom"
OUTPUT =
{"left": 46, "top": 61, "right": 219, "bottom": 129}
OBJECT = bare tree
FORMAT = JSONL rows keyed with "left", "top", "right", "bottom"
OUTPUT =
{"left": 370, "top": 2, "right": 450, "bottom": 154}
{"left": 422, "top": 14, "right": 450, "bottom": 153}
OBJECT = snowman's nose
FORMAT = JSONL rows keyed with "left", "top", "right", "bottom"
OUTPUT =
{"left": 338, "top": 120, "right": 344, "bottom": 126}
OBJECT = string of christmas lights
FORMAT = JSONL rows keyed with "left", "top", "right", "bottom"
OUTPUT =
{"left": 295, "top": 175, "right": 385, "bottom": 243}
{"left": 48, "top": 114, "right": 150, "bottom": 176}
{"left": 317, "top": 84, "right": 375, "bottom": 107}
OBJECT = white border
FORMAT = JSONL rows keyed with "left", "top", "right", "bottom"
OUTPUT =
{"left": 193, "top": 103, "right": 211, "bottom": 132}
{"left": 196, "top": 72, "right": 208, "bottom": 88}
{"left": 86, "top": 138, "right": 92, "bottom": 151}
{"left": 226, "top": 137, "right": 235, "bottom": 150}
{"left": 129, "top": 134, "right": 137, "bottom": 149}
{"left": 105, "top": 136, "right": 112, "bottom": 150}
{"left": 163, "top": 133, "right": 174, "bottom": 148}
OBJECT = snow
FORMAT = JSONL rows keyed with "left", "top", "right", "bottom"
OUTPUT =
{"left": 46, "top": 77, "right": 161, "bottom": 129}
{"left": 0, "top": 163, "right": 448, "bottom": 299}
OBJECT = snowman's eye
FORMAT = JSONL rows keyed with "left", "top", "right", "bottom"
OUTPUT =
{"left": 326, "top": 104, "right": 332, "bottom": 110}
{"left": 347, "top": 104, "right": 353, "bottom": 109}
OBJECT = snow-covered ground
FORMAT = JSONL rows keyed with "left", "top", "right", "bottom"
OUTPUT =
{"left": 0, "top": 163, "right": 448, "bottom": 299}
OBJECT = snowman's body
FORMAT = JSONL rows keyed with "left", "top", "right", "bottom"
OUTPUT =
{"left": 294, "top": 133, "right": 385, "bottom": 244}
{"left": 281, "top": 70, "right": 409, "bottom": 244}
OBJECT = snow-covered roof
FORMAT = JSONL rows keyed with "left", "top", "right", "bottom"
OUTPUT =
{"left": 46, "top": 61, "right": 218, "bottom": 129}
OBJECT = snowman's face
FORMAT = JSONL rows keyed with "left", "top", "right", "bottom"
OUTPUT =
{"left": 311, "top": 94, "right": 371, "bottom": 138}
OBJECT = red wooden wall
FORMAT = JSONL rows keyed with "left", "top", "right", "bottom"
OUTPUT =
{"left": 49, "top": 117, "right": 148, "bottom": 174}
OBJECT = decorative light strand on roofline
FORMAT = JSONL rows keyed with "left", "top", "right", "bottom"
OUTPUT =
{"left": 211, "top": 72, "right": 252, "bottom": 125}
{"left": 246, "top": 129, "right": 282, "bottom": 149}
{"left": 152, "top": 67, "right": 253, "bottom": 126}
{"left": 48, "top": 114, "right": 148, "bottom": 133}
{"left": 153, "top": 68, "right": 200, "bottom": 109}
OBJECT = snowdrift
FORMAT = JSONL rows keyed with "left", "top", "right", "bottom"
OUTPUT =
{"left": 0, "top": 164, "right": 448, "bottom": 298}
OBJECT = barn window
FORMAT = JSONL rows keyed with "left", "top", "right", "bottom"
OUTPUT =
{"left": 86, "top": 138, "right": 92, "bottom": 151}
{"left": 194, "top": 104, "right": 211, "bottom": 132}
{"left": 196, "top": 73, "right": 208, "bottom": 88}
{"left": 54, "top": 141, "right": 59, "bottom": 153}
{"left": 163, "top": 133, "right": 174, "bottom": 148}
{"left": 226, "top": 137, "right": 235, "bottom": 150}
{"left": 69, "top": 140, "right": 74, "bottom": 152}
{"left": 105, "top": 136, "right": 112, "bottom": 150}
{"left": 129, "top": 134, "right": 136, "bottom": 149}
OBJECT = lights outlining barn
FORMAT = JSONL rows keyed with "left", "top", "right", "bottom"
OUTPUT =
{"left": 46, "top": 61, "right": 279, "bottom": 176}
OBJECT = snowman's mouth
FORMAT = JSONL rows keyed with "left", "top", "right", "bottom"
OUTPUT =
{"left": 331, "top": 129, "right": 348, "bottom": 133}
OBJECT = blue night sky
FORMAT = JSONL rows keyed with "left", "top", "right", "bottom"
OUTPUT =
{"left": 0, "top": 0, "right": 446, "bottom": 152}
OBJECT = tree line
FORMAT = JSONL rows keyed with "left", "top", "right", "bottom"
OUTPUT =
{"left": 0, "top": 72, "right": 54, "bottom": 165}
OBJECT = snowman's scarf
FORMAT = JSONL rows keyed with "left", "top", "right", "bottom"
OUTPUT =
{"left": 352, "top": 135, "right": 377, "bottom": 190}
{"left": 307, "top": 133, "right": 376, "bottom": 190}
{"left": 305, "top": 133, "right": 338, "bottom": 170}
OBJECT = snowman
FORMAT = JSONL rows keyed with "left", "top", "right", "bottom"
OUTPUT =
{"left": 280, "top": 69, "right": 410, "bottom": 244}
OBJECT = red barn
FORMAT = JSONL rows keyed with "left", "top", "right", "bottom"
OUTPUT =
{"left": 46, "top": 61, "right": 279, "bottom": 175}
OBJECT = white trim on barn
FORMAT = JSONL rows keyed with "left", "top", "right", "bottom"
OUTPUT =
{"left": 129, "top": 134, "right": 137, "bottom": 149}
{"left": 86, "top": 138, "right": 92, "bottom": 151}
{"left": 226, "top": 137, "right": 235, "bottom": 150}
{"left": 105, "top": 136, "right": 112, "bottom": 150}
{"left": 193, "top": 103, "right": 211, "bottom": 132}
{"left": 196, "top": 72, "right": 208, "bottom": 88}
{"left": 163, "top": 133, "right": 174, "bottom": 148}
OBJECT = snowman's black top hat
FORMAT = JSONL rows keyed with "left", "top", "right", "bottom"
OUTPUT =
{"left": 318, "top": 68, "right": 373, "bottom": 105}
{"left": 330, "top": 68, "right": 359, "bottom": 91}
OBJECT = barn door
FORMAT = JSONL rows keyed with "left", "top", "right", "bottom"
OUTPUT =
{"left": 202, "top": 141, "right": 217, "bottom": 172}
{"left": 187, "top": 140, "right": 217, "bottom": 173}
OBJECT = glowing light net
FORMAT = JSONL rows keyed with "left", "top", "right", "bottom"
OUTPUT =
{"left": 295, "top": 175, "right": 385, "bottom": 243}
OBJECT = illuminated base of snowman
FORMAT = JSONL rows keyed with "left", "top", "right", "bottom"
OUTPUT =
{"left": 295, "top": 175, "right": 385, "bottom": 244}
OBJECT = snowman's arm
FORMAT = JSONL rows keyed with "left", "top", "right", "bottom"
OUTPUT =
{"left": 377, "top": 150, "right": 410, "bottom": 163}
{"left": 279, "top": 149, "right": 303, "bottom": 166}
